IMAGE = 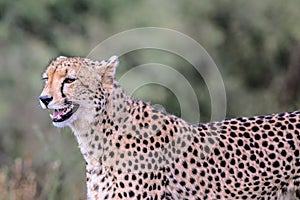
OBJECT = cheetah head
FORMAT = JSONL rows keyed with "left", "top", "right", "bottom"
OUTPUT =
{"left": 39, "top": 56, "right": 119, "bottom": 127}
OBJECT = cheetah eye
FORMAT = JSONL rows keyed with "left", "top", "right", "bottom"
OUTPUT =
{"left": 42, "top": 72, "right": 48, "bottom": 82}
{"left": 64, "top": 77, "right": 77, "bottom": 84}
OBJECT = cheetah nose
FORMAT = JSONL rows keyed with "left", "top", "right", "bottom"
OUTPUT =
{"left": 39, "top": 95, "right": 53, "bottom": 108}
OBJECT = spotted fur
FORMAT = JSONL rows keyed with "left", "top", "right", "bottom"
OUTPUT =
{"left": 40, "top": 56, "right": 300, "bottom": 200}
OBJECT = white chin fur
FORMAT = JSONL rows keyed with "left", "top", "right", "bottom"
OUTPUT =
{"left": 52, "top": 113, "right": 77, "bottom": 128}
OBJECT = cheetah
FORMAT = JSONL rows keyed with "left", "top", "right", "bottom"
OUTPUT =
{"left": 40, "top": 55, "right": 300, "bottom": 200}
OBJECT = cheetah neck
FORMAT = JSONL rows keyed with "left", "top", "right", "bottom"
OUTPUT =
{"left": 69, "top": 82, "right": 193, "bottom": 168}
{"left": 69, "top": 83, "right": 134, "bottom": 164}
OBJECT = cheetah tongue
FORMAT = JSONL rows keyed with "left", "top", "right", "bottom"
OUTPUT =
{"left": 51, "top": 104, "right": 79, "bottom": 122}
{"left": 53, "top": 108, "right": 67, "bottom": 120}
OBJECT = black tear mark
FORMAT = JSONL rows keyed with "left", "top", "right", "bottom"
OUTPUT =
{"left": 61, "top": 69, "right": 68, "bottom": 98}
{"left": 61, "top": 82, "right": 66, "bottom": 98}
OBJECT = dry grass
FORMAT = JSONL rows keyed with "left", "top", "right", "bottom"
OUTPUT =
{"left": 0, "top": 158, "right": 85, "bottom": 200}
{"left": 0, "top": 158, "right": 37, "bottom": 200}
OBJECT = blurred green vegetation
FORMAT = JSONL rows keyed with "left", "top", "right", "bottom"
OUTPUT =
{"left": 0, "top": 0, "right": 300, "bottom": 199}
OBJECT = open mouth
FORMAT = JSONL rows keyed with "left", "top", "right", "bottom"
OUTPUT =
{"left": 50, "top": 103, "right": 79, "bottom": 122}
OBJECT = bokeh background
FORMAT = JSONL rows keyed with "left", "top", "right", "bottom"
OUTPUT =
{"left": 1, "top": 0, "right": 300, "bottom": 199}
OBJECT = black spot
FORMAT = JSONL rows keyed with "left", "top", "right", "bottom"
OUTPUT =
{"left": 236, "top": 149, "right": 242, "bottom": 156}
{"left": 286, "top": 165, "right": 292, "bottom": 170}
{"left": 286, "top": 133, "right": 293, "bottom": 139}
{"left": 237, "top": 139, "right": 243, "bottom": 146}
{"left": 250, "top": 155, "right": 256, "bottom": 161}
{"left": 198, "top": 170, "right": 205, "bottom": 177}
{"left": 295, "top": 150, "right": 300, "bottom": 157}
{"left": 155, "top": 142, "right": 160, "bottom": 148}
{"left": 149, "top": 136, "right": 155, "bottom": 143}
{"left": 200, "top": 180, "right": 205, "bottom": 186}
{"left": 152, "top": 115, "right": 158, "bottom": 120}
{"left": 219, "top": 141, "right": 225, "bottom": 147}
{"left": 142, "top": 147, "right": 147, "bottom": 153}
{"left": 278, "top": 142, "right": 284, "bottom": 148}
{"left": 230, "top": 132, "right": 237, "bottom": 137}
{"left": 268, "top": 144, "right": 274, "bottom": 151}
{"left": 193, "top": 149, "right": 198, "bottom": 157}
{"left": 269, "top": 153, "right": 276, "bottom": 159}
{"left": 144, "top": 112, "right": 149, "bottom": 118}
{"left": 225, "top": 152, "right": 230, "bottom": 159}
{"left": 281, "top": 150, "right": 287, "bottom": 157}
{"left": 248, "top": 166, "right": 256, "bottom": 173}
{"left": 275, "top": 122, "right": 282, "bottom": 127}
{"left": 230, "top": 159, "right": 235, "bottom": 165}
{"left": 182, "top": 161, "right": 188, "bottom": 169}
{"left": 128, "top": 191, "right": 134, "bottom": 197}
{"left": 268, "top": 131, "right": 275, "bottom": 136}
{"left": 254, "top": 134, "right": 261, "bottom": 140}
{"left": 156, "top": 131, "right": 162, "bottom": 137}
{"left": 287, "top": 156, "right": 293, "bottom": 162}
{"left": 244, "top": 132, "right": 250, "bottom": 138}
{"left": 288, "top": 140, "right": 295, "bottom": 149}
{"left": 288, "top": 124, "right": 294, "bottom": 130}
{"left": 237, "top": 172, "right": 243, "bottom": 178}
{"left": 181, "top": 171, "right": 187, "bottom": 178}
{"left": 165, "top": 136, "right": 169, "bottom": 143}
{"left": 239, "top": 163, "right": 244, "bottom": 169}
{"left": 244, "top": 122, "right": 251, "bottom": 127}
{"left": 239, "top": 126, "right": 246, "bottom": 131}
{"left": 152, "top": 125, "right": 157, "bottom": 130}
{"left": 273, "top": 161, "right": 280, "bottom": 168}
{"left": 143, "top": 139, "right": 148, "bottom": 145}
{"left": 252, "top": 126, "right": 259, "bottom": 132}
{"left": 227, "top": 144, "right": 233, "bottom": 151}
{"left": 214, "top": 148, "right": 220, "bottom": 156}
{"left": 220, "top": 161, "right": 226, "bottom": 167}
{"left": 244, "top": 144, "right": 251, "bottom": 151}
{"left": 233, "top": 183, "right": 240, "bottom": 188}
{"left": 262, "top": 141, "right": 268, "bottom": 147}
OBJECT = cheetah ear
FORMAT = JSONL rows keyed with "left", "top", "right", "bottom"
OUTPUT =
{"left": 102, "top": 55, "right": 119, "bottom": 86}
{"left": 55, "top": 56, "right": 67, "bottom": 61}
